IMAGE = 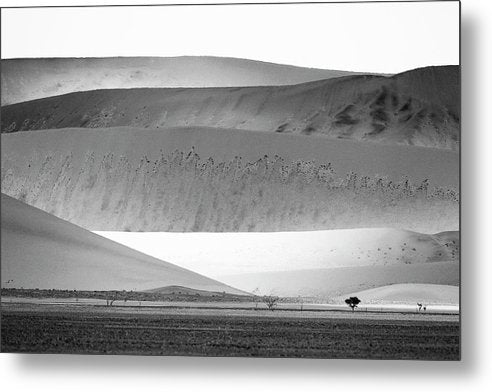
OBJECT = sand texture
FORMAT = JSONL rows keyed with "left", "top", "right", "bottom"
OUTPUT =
{"left": 1, "top": 127, "right": 458, "bottom": 233}
{"left": 1, "top": 66, "right": 459, "bottom": 150}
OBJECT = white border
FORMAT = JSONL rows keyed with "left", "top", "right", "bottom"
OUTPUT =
{"left": 1, "top": 1, "right": 491, "bottom": 391}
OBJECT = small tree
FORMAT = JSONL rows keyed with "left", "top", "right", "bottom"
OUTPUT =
{"left": 345, "top": 296, "right": 361, "bottom": 311}
{"left": 106, "top": 291, "right": 117, "bottom": 307}
{"left": 252, "top": 288, "right": 261, "bottom": 310}
{"left": 263, "top": 295, "right": 279, "bottom": 311}
{"left": 297, "top": 295, "right": 304, "bottom": 311}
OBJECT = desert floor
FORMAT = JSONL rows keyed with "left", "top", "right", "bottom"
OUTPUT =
{"left": 1, "top": 301, "right": 459, "bottom": 360}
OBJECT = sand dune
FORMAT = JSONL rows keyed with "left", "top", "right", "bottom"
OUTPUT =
{"left": 1, "top": 56, "right": 364, "bottom": 105}
{"left": 0, "top": 126, "right": 459, "bottom": 188}
{"left": 0, "top": 193, "right": 244, "bottom": 294}
{"left": 1, "top": 66, "right": 459, "bottom": 149}
{"left": 1, "top": 127, "right": 458, "bottom": 233}
{"left": 342, "top": 283, "right": 459, "bottom": 305}
{"left": 145, "top": 285, "right": 244, "bottom": 297}
{"left": 0, "top": 55, "right": 460, "bottom": 304}
{"left": 96, "top": 228, "right": 459, "bottom": 299}
{"left": 95, "top": 229, "right": 460, "bottom": 277}
{"left": 218, "top": 262, "right": 459, "bottom": 298}
{"left": 429, "top": 231, "right": 460, "bottom": 260}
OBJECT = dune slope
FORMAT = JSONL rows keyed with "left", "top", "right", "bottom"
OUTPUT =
{"left": 1, "top": 66, "right": 459, "bottom": 149}
{"left": 342, "top": 283, "right": 459, "bottom": 305}
{"left": 0, "top": 193, "right": 245, "bottom": 294}
{"left": 1, "top": 127, "right": 458, "bottom": 233}
{"left": 219, "top": 262, "right": 459, "bottom": 298}
{"left": 1, "top": 56, "right": 364, "bottom": 105}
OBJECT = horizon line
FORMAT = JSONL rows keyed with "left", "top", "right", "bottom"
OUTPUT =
{"left": 0, "top": 54, "right": 459, "bottom": 76}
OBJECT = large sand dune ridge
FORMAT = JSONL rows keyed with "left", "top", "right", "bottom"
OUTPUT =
{"left": 1, "top": 65, "right": 459, "bottom": 149}
{"left": 1, "top": 56, "right": 365, "bottom": 105}
{"left": 1, "top": 127, "right": 458, "bottom": 233}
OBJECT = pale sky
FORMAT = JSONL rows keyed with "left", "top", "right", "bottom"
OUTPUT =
{"left": 1, "top": 1, "right": 459, "bottom": 74}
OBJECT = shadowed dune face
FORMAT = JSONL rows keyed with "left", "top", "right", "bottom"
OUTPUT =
{"left": 1, "top": 66, "right": 459, "bottom": 149}
{"left": 0, "top": 193, "right": 245, "bottom": 294}
{"left": 1, "top": 56, "right": 364, "bottom": 105}
{"left": 1, "top": 127, "right": 458, "bottom": 233}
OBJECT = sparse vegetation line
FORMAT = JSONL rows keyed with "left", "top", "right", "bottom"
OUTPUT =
{"left": 1, "top": 147, "right": 459, "bottom": 233}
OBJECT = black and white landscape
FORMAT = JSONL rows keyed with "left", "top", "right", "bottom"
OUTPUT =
{"left": 0, "top": 3, "right": 460, "bottom": 360}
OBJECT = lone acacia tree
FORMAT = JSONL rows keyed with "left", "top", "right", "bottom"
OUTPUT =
{"left": 345, "top": 296, "right": 361, "bottom": 311}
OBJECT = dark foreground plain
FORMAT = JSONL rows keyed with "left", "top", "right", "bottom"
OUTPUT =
{"left": 1, "top": 304, "right": 459, "bottom": 360}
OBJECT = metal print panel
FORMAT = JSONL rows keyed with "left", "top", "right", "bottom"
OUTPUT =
{"left": 0, "top": 1, "right": 460, "bottom": 359}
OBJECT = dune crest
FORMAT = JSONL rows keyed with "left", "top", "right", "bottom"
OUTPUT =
{"left": 1, "top": 65, "right": 459, "bottom": 149}
{"left": 1, "top": 56, "right": 364, "bottom": 105}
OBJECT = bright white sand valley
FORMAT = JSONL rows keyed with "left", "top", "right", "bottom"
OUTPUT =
{"left": 95, "top": 229, "right": 458, "bottom": 277}
{"left": 95, "top": 229, "right": 458, "bottom": 298}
